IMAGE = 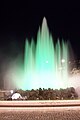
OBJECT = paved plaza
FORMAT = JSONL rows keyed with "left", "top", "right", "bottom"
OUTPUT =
{"left": 0, "top": 100, "right": 80, "bottom": 119}
{"left": 0, "top": 107, "right": 80, "bottom": 120}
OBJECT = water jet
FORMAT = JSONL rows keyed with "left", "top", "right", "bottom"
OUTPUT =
{"left": 23, "top": 17, "right": 69, "bottom": 90}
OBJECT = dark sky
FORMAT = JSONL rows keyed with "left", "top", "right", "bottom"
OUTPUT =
{"left": 0, "top": 1, "right": 80, "bottom": 60}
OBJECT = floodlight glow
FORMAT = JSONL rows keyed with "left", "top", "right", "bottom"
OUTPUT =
{"left": 10, "top": 90, "right": 13, "bottom": 94}
{"left": 61, "top": 59, "right": 65, "bottom": 63}
{"left": 46, "top": 60, "right": 48, "bottom": 63}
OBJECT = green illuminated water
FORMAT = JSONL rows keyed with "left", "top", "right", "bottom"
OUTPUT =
{"left": 22, "top": 17, "right": 69, "bottom": 90}
{"left": 5, "top": 18, "right": 69, "bottom": 90}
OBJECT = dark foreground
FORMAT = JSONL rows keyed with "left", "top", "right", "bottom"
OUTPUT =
{"left": 0, "top": 107, "right": 80, "bottom": 120}
{"left": 0, "top": 100, "right": 80, "bottom": 120}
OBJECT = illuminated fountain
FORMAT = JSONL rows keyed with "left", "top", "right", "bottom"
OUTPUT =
{"left": 23, "top": 17, "right": 69, "bottom": 90}
{"left": 4, "top": 17, "right": 70, "bottom": 90}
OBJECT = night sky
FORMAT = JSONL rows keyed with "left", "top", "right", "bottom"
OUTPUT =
{"left": 0, "top": 2, "right": 79, "bottom": 65}
{"left": 0, "top": 2, "right": 80, "bottom": 59}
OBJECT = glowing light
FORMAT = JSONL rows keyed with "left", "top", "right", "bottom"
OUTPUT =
{"left": 61, "top": 59, "right": 65, "bottom": 63}
{"left": 10, "top": 90, "right": 13, "bottom": 94}
{"left": 46, "top": 60, "right": 48, "bottom": 63}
